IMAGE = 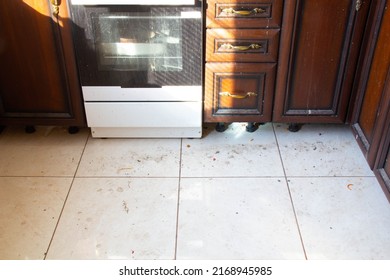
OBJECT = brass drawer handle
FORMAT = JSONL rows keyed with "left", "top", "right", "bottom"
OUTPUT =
{"left": 221, "top": 7, "right": 266, "bottom": 16}
{"left": 219, "top": 92, "right": 258, "bottom": 99}
{"left": 50, "top": 0, "right": 60, "bottom": 16}
{"left": 219, "top": 43, "right": 262, "bottom": 51}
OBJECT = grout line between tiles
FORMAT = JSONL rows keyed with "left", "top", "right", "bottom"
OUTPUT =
{"left": 43, "top": 132, "right": 91, "bottom": 260}
{"left": 272, "top": 124, "right": 308, "bottom": 260}
{"left": 72, "top": 176, "right": 288, "bottom": 179}
{"left": 174, "top": 138, "right": 184, "bottom": 260}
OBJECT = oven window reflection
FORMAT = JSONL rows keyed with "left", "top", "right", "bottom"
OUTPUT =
{"left": 92, "top": 14, "right": 183, "bottom": 72}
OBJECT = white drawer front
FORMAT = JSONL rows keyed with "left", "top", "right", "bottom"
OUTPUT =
{"left": 85, "top": 102, "right": 202, "bottom": 128}
{"left": 82, "top": 86, "right": 202, "bottom": 102}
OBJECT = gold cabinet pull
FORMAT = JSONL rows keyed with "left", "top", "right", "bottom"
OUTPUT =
{"left": 219, "top": 92, "right": 257, "bottom": 99}
{"left": 50, "top": 0, "right": 60, "bottom": 16}
{"left": 219, "top": 43, "right": 262, "bottom": 51}
{"left": 221, "top": 7, "right": 266, "bottom": 16}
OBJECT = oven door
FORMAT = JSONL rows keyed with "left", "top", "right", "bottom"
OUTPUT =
{"left": 70, "top": 2, "right": 202, "bottom": 88}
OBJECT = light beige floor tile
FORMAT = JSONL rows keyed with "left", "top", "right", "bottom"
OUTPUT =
{"left": 176, "top": 178, "right": 305, "bottom": 259}
{"left": 76, "top": 138, "right": 181, "bottom": 177}
{"left": 181, "top": 123, "right": 285, "bottom": 177}
{"left": 274, "top": 124, "right": 373, "bottom": 177}
{"left": 0, "top": 177, "right": 72, "bottom": 259}
{"left": 0, "top": 126, "right": 88, "bottom": 177}
{"left": 47, "top": 178, "right": 179, "bottom": 259}
{"left": 289, "top": 177, "right": 390, "bottom": 259}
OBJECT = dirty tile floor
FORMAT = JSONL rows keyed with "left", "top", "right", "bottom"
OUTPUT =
{"left": 0, "top": 123, "right": 389, "bottom": 260}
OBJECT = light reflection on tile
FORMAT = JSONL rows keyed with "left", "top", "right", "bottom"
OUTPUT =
{"left": 0, "top": 123, "right": 389, "bottom": 260}
{"left": 181, "top": 123, "right": 285, "bottom": 177}
{"left": 176, "top": 178, "right": 305, "bottom": 259}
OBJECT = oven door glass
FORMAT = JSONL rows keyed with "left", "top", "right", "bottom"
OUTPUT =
{"left": 71, "top": 5, "right": 202, "bottom": 87}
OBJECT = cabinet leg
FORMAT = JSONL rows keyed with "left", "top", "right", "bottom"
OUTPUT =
{"left": 215, "top": 122, "right": 227, "bottom": 132}
{"left": 0, "top": 126, "right": 4, "bottom": 134}
{"left": 246, "top": 122, "right": 258, "bottom": 133}
{"left": 288, "top": 123, "right": 302, "bottom": 132}
{"left": 68, "top": 126, "right": 79, "bottom": 134}
{"left": 25, "top": 126, "right": 36, "bottom": 134}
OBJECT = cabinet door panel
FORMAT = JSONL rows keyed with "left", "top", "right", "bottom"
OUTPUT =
{"left": 375, "top": 113, "right": 390, "bottom": 201}
{"left": 0, "top": 1, "right": 68, "bottom": 116}
{"left": 274, "top": 0, "right": 369, "bottom": 123}
{"left": 352, "top": 1, "right": 389, "bottom": 168}
{"left": 0, "top": 0, "right": 85, "bottom": 125}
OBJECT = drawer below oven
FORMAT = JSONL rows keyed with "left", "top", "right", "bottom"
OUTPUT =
{"left": 84, "top": 101, "right": 202, "bottom": 138}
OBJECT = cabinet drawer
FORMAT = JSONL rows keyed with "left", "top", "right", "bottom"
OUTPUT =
{"left": 206, "top": 0, "right": 283, "bottom": 28}
{"left": 85, "top": 102, "right": 201, "bottom": 128}
{"left": 204, "top": 63, "right": 276, "bottom": 122}
{"left": 206, "top": 28, "right": 279, "bottom": 62}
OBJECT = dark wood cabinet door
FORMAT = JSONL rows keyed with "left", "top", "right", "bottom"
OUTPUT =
{"left": 273, "top": 0, "right": 370, "bottom": 123}
{"left": 0, "top": 0, "right": 85, "bottom": 126}
{"left": 351, "top": 0, "right": 390, "bottom": 200}
{"left": 351, "top": 0, "right": 389, "bottom": 168}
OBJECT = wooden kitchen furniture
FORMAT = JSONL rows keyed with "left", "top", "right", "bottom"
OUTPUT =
{"left": 0, "top": 0, "right": 85, "bottom": 133}
{"left": 204, "top": 0, "right": 283, "bottom": 132}
{"left": 274, "top": 0, "right": 370, "bottom": 125}
{"left": 351, "top": 0, "right": 390, "bottom": 200}
{"left": 204, "top": 0, "right": 371, "bottom": 131}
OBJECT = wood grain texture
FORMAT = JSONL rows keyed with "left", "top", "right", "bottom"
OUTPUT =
{"left": 273, "top": 0, "right": 370, "bottom": 123}
{"left": 0, "top": 0, "right": 85, "bottom": 126}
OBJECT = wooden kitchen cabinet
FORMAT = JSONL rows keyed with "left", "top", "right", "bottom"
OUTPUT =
{"left": 0, "top": 0, "right": 85, "bottom": 130}
{"left": 351, "top": 0, "right": 389, "bottom": 168}
{"left": 273, "top": 0, "right": 370, "bottom": 124}
{"left": 204, "top": 0, "right": 283, "bottom": 129}
{"left": 204, "top": 0, "right": 372, "bottom": 129}
{"left": 351, "top": 0, "right": 390, "bottom": 200}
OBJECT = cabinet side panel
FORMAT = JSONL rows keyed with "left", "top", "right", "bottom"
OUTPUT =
{"left": 357, "top": 10, "right": 390, "bottom": 143}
